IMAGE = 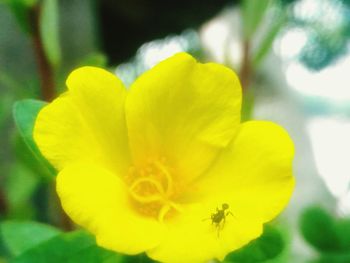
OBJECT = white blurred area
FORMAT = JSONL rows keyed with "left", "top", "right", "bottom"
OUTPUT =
{"left": 278, "top": 28, "right": 350, "bottom": 212}
{"left": 277, "top": 0, "right": 350, "bottom": 214}
{"left": 115, "top": 0, "right": 350, "bottom": 215}
{"left": 307, "top": 118, "right": 350, "bottom": 200}
{"left": 200, "top": 8, "right": 242, "bottom": 66}
{"left": 285, "top": 56, "right": 350, "bottom": 101}
{"left": 115, "top": 30, "right": 200, "bottom": 87}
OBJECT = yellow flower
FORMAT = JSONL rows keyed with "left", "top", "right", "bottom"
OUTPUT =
{"left": 33, "top": 53, "right": 294, "bottom": 263}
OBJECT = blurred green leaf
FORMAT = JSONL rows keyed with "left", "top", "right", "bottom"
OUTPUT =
{"left": 4, "top": 0, "right": 37, "bottom": 34}
{"left": 0, "top": 93, "right": 11, "bottom": 130}
{"left": 253, "top": 11, "right": 286, "bottom": 67}
{"left": 4, "top": 0, "right": 38, "bottom": 6}
{"left": 241, "top": 88, "right": 255, "bottom": 121}
{"left": 13, "top": 134, "right": 52, "bottom": 180}
{"left": 22, "top": 0, "right": 37, "bottom": 6}
{"left": 0, "top": 221, "right": 61, "bottom": 256}
{"left": 301, "top": 206, "right": 350, "bottom": 262}
{"left": 11, "top": 231, "right": 125, "bottom": 263}
{"left": 40, "top": 0, "right": 61, "bottom": 67}
{"left": 121, "top": 254, "right": 154, "bottom": 263}
{"left": 300, "top": 206, "right": 339, "bottom": 252}
{"left": 224, "top": 225, "right": 285, "bottom": 263}
{"left": 315, "top": 252, "right": 350, "bottom": 263}
{"left": 78, "top": 52, "right": 108, "bottom": 68}
{"left": 13, "top": 99, "right": 56, "bottom": 176}
{"left": 5, "top": 162, "right": 38, "bottom": 220}
{"left": 242, "top": 0, "right": 270, "bottom": 40}
{"left": 335, "top": 219, "right": 350, "bottom": 251}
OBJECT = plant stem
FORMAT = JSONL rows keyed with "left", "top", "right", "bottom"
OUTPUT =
{"left": 239, "top": 39, "right": 251, "bottom": 91}
{"left": 0, "top": 188, "right": 7, "bottom": 216}
{"left": 28, "top": 4, "right": 73, "bottom": 231}
{"left": 29, "top": 5, "right": 55, "bottom": 102}
{"left": 48, "top": 182, "right": 74, "bottom": 231}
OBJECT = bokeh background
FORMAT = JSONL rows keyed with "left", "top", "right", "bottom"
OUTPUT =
{"left": 1, "top": 0, "right": 350, "bottom": 262}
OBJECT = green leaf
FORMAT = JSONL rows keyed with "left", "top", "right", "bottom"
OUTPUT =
{"left": 241, "top": 88, "right": 255, "bottom": 121}
{"left": 335, "top": 219, "right": 350, "bottom": 251}
{"left": 5, "top": 162, "right": 39, "bottom": 220}
{"left": 122, "top": 254, "right": 154, "bottom": 263}
{"left": 224, "top": 225, "right": 285, "bottom": 263}
{"left": 253, "top": 11, "right": 287, "bottom": 67}
{"left": 0, "top": 221, "right": 61, "bottom": 256}
{"left": 4, "top": 0, "right": 38, "bottom": 34}
{"left": 315, "top": 252, "right": 350, "bottom": 263}
{"left": 300, "top": 206, "right": 339, "bottom": 252}
{"left": 13, "top": 99, "right": 56, "bottom": 176}
{"left": 78, "top": 52, "right": 108, "bottom": 68}
{"left": 242, "top": 0, "right": 270, "bottom": 40}
{"left": 40, "top": 0, "right": 61, "bottom": 67}
{"left": 11, "top": 231, "right": 125, "bottom": 263}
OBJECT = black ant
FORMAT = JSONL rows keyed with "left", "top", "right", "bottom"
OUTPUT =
{"left": 204, "top": 203, "right": 234, "bottom": 237}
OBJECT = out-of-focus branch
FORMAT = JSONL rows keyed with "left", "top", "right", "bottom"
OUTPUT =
{"left": 239, "top": 39, "right": 251, "bottom": 91}
{"left": 29, "top": 5, "right": 55, "bottom": 102}
{"left": 48, "top": 182, "right": 74, "bottom": 231}
{"left": 27, "top": 4, "right": 72, "bottom": 231}
{"left": 0, "top": 187, "right": 7, "bottom": 216}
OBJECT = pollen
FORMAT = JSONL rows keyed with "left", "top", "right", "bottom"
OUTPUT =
{"left": 125, "top": 158, "right": 182, "bottom": 222}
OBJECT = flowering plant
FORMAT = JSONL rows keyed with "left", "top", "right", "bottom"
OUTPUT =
{"left": 33, "top": 53, "right": 294, "bottom": 263}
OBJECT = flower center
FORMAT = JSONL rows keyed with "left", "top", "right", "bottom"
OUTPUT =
{"left": 125, "top": 158, "right": 182, "bottom": 222}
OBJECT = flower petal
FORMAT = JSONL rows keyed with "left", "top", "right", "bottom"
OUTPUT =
{"left": 194, "top": 120, "right": 295, "bottom": 223}
{"left": 125, "top": 53, "right": 242, "bottom": 182}
{"left": 34, "top": 67, "right": 130, "bottom": 174}
{"left": 148, "top": 121, "right": 294, "bottom": 262}
{"left": 147, "top": 203, "right": 262, "bottom": 263}
{"left": 56, "top": 162, "right": 165, "bottom": 254}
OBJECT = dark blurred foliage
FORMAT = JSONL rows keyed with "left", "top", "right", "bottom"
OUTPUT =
{"left": 290, "top": 0, "right": 350, "bottom": 70}
{"left": 280, "top": 0, "right": 299, "bottom": 5}
{"left": 98, "top": 0, "right": 237, "bottom": 63}
{"left": 300, "top": 206, "right": 350, "bottom": 263}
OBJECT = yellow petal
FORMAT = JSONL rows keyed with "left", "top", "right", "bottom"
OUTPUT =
{"left": 149, "top": 121, "right": 294, "bottom": 262}
{"left": 194, "top": 120, "right": 295, "bottom": 222}
{"left": 34, "top": 67, "right": 130, "bottom": 174}
{"left": 147, "top": 203, "right": 262, "bottom": 263}
{"left": 56, "top": 162, "right": 165, "bottom": 254}
{"left": 125, "top": 53, "right": 242, "bottom": 183}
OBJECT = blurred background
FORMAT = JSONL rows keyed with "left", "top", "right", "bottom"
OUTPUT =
{"left": 1, "top": 0, "right": 350, "bottom": 262}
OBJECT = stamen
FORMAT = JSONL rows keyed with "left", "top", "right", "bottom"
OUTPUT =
{"left": 127, "top": 158, "right": 182, "bottom": 221}
{"left": 168, "top": 201, "right": 184, "bottom": 213}
{"left": 157, "top": 201, "right": 184, "bottom": 222}
{"left": 129, "top": 177, "right": 165, "bottom": 203}
{"left": 158, "top": 204, "right": 171, "bottom": 223}
{"left": 129, "top": 191, "right": 163, "bottom": 203}
{"left": 154, "top": 160, "right": 173, "bottom": 196}
{"left": 130, "top": 177, "right": 165, "bottom": 195}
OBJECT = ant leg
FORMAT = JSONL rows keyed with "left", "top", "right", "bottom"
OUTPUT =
{"left": 226, "top": 211, "right": 236, "bottom": 218}
{"left": 217, "top": 219, "right": 226, "bottom": 238}
{"left": 216, "top": 223, "right": 221, "bottom": 237}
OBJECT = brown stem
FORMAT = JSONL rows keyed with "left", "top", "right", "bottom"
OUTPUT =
{"left": 239, "top": 39, "right": 251, "bottom": 91}
{"left": 29, "top": 5, "right": 55, "bottom": 102}
{"left": 48, "top": 182, "right": 74, "bottom": 231}
{"left": 0, "top": 187, "right": 7, "bottom": 216}
{"left": 27, "top": 5, "right": 72, "bottom": 231}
